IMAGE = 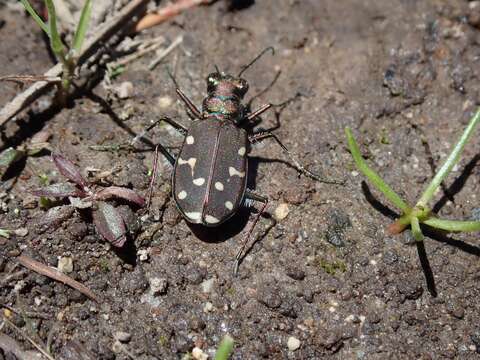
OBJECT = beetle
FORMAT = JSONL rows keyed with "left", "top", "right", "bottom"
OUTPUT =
{"left": 139, "top": 48, "right": 341, "bottom": 274}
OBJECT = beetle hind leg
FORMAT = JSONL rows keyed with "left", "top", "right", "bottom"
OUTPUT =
{"left": 249, "top": 131, "right": 345, "bottom": 185}
{"left": 233, "top": 190, "right": 273, "bottom": 276}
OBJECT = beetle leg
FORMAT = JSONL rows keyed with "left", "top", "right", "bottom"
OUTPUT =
{"left": 233, "top": 191, "right": 270, "bottom": 276}
{"left": 249, "top": 131, "right": 345, "bottom": 185}
{"left": 131, "top": 117, "right": 187, "bottom": 146}
{"left": 176, "top": 89, "right": 202, "bottom": 119}
{"left": 246, "top": 103, "right": 272, "bottom": 121}
{"left": 147, "top": 143, "right": 176, "bottom": 208}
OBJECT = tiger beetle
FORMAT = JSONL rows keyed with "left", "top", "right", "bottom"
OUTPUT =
{"left": 135, "top": 47, "right": 342, "bottom": 275}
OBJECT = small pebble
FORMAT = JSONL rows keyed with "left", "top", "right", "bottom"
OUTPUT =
{"left": 287, "top": 336, "right": 301, "bottom": 351}
{"left": 14, "top": 228, "right": 28, "bottom": 237}
{"left": 115, "top": 331, "right": 131, "bottom": 343}
{"left": 150, "top": 277, "right": 168, "bottom": 296}
{"left": 112, "top": 340, "right": 122, "bottom": 353}
{"left": 138, "top": 249, "right": 149, "bottom": 261}
{"left": 201, "top": 278, "right": 215, "bottom": 293}
{"left": 192, "top": 347, "right": 208, "bottom": 360}
{"left": 204, "top": 302, "right": 213, "bottom": 312}
{"left": 116, "top": 81, "right": 134, "bottom": 99}
{"left": 57, "top": 257, "right": 73, "bottom": 274}
{"left": 274, "top": 203, "right": 290, "bottom": 221}
{"left": 157, "top": 96, "right": 173, "bottom": 108}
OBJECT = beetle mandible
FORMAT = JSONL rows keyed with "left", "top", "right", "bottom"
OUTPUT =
{"left": 139, "top": 47, "right": 341, "bottom": 274}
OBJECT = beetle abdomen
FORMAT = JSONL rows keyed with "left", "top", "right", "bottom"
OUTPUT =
{"left": 173, "top": 118, "right": 247, "bottom": 226}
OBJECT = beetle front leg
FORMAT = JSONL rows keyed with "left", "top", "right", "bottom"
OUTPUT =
{"left": 233, "top": 190, "right": 270, "bottom": 276}
{"left": 131, "top": 116, "right": 188, "bottom": 146}
{"left": 249, "top": 131, "right": 345, "bottom": 185}
{"left": 176, "top": 89, "right": 202, "bottom": 119}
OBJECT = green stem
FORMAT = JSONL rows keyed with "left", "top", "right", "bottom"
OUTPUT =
{"left": 345, "top": 127, "right": 410, "bottom": 212}
{"left": 416, "top": 108, "right": 480, "bottom": 207}
{"left": 411, "top": 216, "right": 424, "bottom": 241}
{"left": 19, "top": 0, "right": 50, "bottom": 35}
{"left": 423, "top": 217, "right": 480, "bottom": 232}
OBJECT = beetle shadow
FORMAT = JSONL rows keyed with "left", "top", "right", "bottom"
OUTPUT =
{"left": 186, "top": 207, "right": 252, "bottom": 244}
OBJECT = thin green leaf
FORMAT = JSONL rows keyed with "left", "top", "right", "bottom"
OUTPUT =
{"left": 19, "top": 0, "right": 50, "bottom": 35}
{"left": 214, "top": 335, "right": 234, "bottom": 360}
{"left": 345, "top": 127, "right": 410, "bottom": 212}
{"left": 411, "top": 216, "right": 424, "bottom": 241}
{"left": 417, "top": 108, "right": 480, "bottom": 207}
{"left": 72, "top": 0, "right": 92, "bottom": 53}
{"left": 423, "top": 217, "right": 480, "bottom": 232}
{"left": 45, "top": 0, "right": 65, "bottom": 57}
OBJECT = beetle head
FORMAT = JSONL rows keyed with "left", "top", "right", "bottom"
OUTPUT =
{"left": 206, "top": 72, "right": 249, "bottom": 98}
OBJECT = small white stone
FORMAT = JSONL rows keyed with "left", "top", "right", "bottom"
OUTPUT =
{"left": 204, "top": 302, "right": 214, "bottom": 312}
{"left": 116, "top": 81, "right": 134, "bottom": 99}
{"left": 215, "top": 182, "right": 224, "bottom": 191}
{"left": 14, "top": 228, "right": 28, "bottom": 237}
{"left": 138, "top": 249, "right": 149, "bottom": 261}
{"left": 192, "top": 347, "right": 208, "bottom": 360}
{"left": 225, "top": 201, "right": 233, "bottom": 210}
{"left": 157, "top": 96, "right": 173, "bottom": 108}
{"left": 274, "top": 203, "right": 290, "bottom": 221}
{"left": 287, "top": 336, "right": 301, "bottom": 351}
{"left": 201, "top": 278, "right": 215, "bottom": 293}
{"left": 112, "top": 340, "right": 123, "bottom": 353}
{"left": 238, "top": 147, "right": 246, "bottom": 156}
{"left": 57, "top": 257, "right": 73, "bottom": 274}
{"left": 150, "top": 277, "right": 168, "bottom": 296}
{"left": 186, "top": 135, "right": 195, "bottom": 145}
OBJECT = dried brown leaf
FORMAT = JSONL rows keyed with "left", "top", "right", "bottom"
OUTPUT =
{"left": 35, "top": 205, "right": 74, "bottom": 233}
{"left": 52, "top": 153, "right": 89, "bottom": 189}
{"left": 31, "top": 182, "right": 84, "bottom": 198}
{"left": 92, "top": 201, "right": 127, "bottom": 247}
{"left": 95, "top": 186, "right": 145, "bottom": 207}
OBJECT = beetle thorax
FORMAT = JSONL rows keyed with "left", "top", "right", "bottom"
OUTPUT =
{"left": 202, "top": 72, "right": 249, "bottom": 121}
{"left": 202, "top": 93, "right": 243, "bottom": 120}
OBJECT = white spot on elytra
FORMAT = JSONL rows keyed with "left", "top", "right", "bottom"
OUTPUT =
{"left": 178, "top": 190, "right": 187, "bottom": 199}
{"left": 193, "top": 178, "right": 205, "bottom": 186}
{"left": 225, "top": 201, "right": 233, "bottom": 210}
{"left": 185, "top": 212, "right": 201, "bottom": 221}
{"left": 186, "top": 135, "right": 194, "bottom": 145}
{"left": 215, "top": 182, "right": 224, "bottom": 191}
{"left": 238, "top": 147, "right": 246, "bottom": 156}
{"left": 178, "top": 157, "right": 197, "bottom": 176}
{"left": 205, "top": 215, "right": 220, "bottom": 224}
{"left": 229, "top": 166, "right": 245, "bottom": 178}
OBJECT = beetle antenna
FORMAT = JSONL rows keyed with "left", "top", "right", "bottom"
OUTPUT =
{"left": 166, "top": 67, "right": 180, "bottom": 88}
{"left": 238, "top": 47, "right": 275, "bottom": 77}
{"left": 214, "top": 64, "right": 221, "bottom": 74}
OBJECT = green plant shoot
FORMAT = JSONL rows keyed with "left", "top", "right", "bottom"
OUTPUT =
{"left": 346, "top": 107, "right": 480, "bottom": 240}
{"left": 19, "top": 0, "right": 92, "bottom": 93}
{"left": 214, "top": 335, "right": 234, "bottom": 360}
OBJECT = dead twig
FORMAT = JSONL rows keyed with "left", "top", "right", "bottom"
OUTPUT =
{"left": 1, "top": 318, "right": 53, "bottom": 360}
{"left": 0, "top": 0, "right": 150, "bottom": 128}
{"left": 135, "top": 0, "right": 214, "bottom": 32}
{"left": 0, "top": 75, "right": 62, "bottom": 85}
{"left": 16, "top": 255, "right": 99, "bottom": 302}
{"left": 149, "top": 35, "right": 184, "bottom": 70}
{"left": 112, "top": 36, "right": 166, "bottom": 67}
